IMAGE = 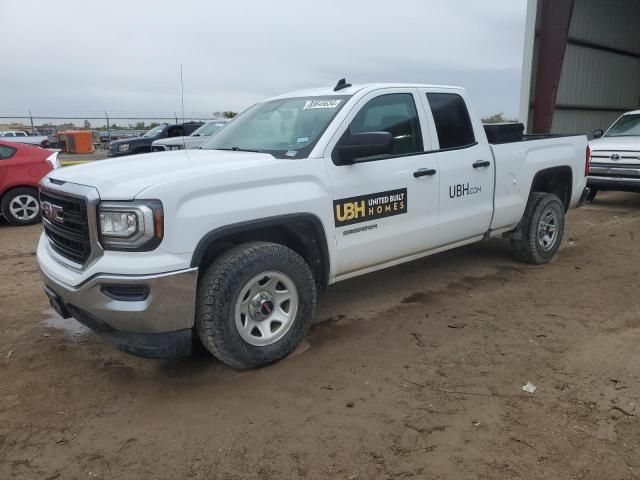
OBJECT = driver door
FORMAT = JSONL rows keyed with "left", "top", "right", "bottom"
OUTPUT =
{"left": 323, "top": 88, "right": 440, "bottom": 277}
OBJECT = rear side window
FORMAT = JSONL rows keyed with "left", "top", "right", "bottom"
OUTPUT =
{"left": 183, "top": 123, "right": 202, "bottom": 136}
{"left": 349, "top": 93, "right": 423, "bottom": 156}
{"left": 426, "top": 93, "right": 475, "bottom": 149}
{"left": 0, "top": 145, "right": 17, "bottom": 160}
{"left": 168, "top": 126, "right": 183, "bottom": 137}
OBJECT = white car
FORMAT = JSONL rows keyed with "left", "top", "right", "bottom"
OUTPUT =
{"left": 588, "top": 110, "right": 640, "bottom": 201}
{"left": 151, "top": 119, "right": 229, "bottom": 151}
{"left": 37, "top": 81, "right": 589, "bottom": 368}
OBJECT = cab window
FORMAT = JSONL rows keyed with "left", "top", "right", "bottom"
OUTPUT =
{"left": 348, "top": 93, "right": 423, "bottom": 156}
{"left": 167, "top": 126, "right": 183, "bottom": 137}
{"left": 426, "top": 93, "right": 475, "bottom": 149}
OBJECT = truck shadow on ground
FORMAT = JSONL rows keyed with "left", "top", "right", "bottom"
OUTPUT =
{"left": 154, "top": 236, "right": 521, "bottom": 379}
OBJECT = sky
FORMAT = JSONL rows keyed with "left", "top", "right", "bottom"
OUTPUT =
{"left": 1, "top": 0, "right": 528, "bottom": 122}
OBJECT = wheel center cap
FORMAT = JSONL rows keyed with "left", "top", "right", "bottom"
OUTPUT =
{"left": 249, "top": 291, "right": 275, "bottom": 321}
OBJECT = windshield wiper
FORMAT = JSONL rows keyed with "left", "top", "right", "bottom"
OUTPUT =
{"left": 214, "top": 146, "right": 263, "bottom": 153}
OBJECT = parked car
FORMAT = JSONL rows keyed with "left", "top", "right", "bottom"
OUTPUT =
{"left": 108, "top": 122, "right": 203, "bottom": 157}
{"left": 0, "top": 141, "right": 59, "bottom": 225}
{"left": 0, "top": 130, "right": 51, "bottom": 148}
{"left": 37, "top": 81, "right": 589, "bottom": 367}
{"left": 588, "top": 110, "right": 640, "bottom": 201}
{"left": 151, "top": 119, "right": 229, "bottom": 151}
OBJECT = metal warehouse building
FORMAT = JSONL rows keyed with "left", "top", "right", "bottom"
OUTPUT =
{"left": 519, "top": 0, "right": 640, "bottom": 137}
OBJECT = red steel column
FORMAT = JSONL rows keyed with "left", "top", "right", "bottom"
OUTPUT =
{"left": 532, "top": 0, "right": 575, "bottom": 134}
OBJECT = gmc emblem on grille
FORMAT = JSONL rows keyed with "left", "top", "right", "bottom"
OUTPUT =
{"left": 42, "top": 200, "right": 64, "bottom": 224}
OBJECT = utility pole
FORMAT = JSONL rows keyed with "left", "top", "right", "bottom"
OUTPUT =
{"left": 105, "top": 111, "right": 111, "bottom": 140}
{"left": 28, "top": 109, "right": 34, "bottom": 134}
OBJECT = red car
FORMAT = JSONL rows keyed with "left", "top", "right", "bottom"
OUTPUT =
{"left": 0, "top": 140, "right": 60, "bottom": 226}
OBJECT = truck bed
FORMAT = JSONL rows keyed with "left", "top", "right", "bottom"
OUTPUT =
{"left": 483, "top": 122, "right": 582, "bottom": 144}
{"left": 488, "top": 133, "right": 588, "bottom": 233}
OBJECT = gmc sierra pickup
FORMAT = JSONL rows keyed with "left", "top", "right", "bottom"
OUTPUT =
{"left": 37, "top": 81, "right": 589, "bottom": 368}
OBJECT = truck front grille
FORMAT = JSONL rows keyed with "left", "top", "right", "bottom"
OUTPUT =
{"left": 40, "top": 190, "right": 91, "bottom": 264}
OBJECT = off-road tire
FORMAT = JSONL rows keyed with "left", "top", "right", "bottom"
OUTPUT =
{"left": 195, "top": 241, "right": 316, "bottom": 369}
{"left": 511, "top": 192, "right": 565, "bottom": 265}
{"left": 1, "top": 187, "right": 41, "bottom": 226}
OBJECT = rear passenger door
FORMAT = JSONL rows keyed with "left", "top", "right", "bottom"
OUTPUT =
{"left": 420, "top": 90, "right": 494, "bottom": 246}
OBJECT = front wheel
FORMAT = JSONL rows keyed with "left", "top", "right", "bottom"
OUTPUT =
{"left": 511, "top": 192, "right": 565, "bottom": 264}
{"left": 1, "top": 187, "right": 41, "bottom": 226}
{"left": 195, "top": 241, "right": 316, "bottom": 369}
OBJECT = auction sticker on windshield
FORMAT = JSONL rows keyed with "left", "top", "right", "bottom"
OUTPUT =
{"left": 303, "top": 99, "right": 342, "bottom": 109}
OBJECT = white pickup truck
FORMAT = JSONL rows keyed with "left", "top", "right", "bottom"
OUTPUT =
{"left": 0, "top": 130, "right": 50, "bottom": 147}
{"left": 37, "top": 81, "right": 589, "bottom": 368}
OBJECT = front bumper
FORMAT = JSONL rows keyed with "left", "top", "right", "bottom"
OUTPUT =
{"left": 588, "top": 163, "right": 640, "bottom": 192}
{"left": 107, "top": 150, "right": 131, "bottom": 157}
{"left": 588, "top": 176, "right": 640, "bottom": 192}
{"left": 40, "top": 265, "right": 198, "bottom": 358}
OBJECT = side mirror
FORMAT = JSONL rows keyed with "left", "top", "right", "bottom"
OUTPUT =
{"left": 334, "top": 131, "right": 393, "bottom": 165}
{"left": 593, "top": 129, "right": 604, "bottom": 139}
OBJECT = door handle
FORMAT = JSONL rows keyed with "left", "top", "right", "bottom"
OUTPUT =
{"left": 413, "top": 168, "right": 437, "bottom": 178}
{"left": 473, "top": 160, "right": 491, "bottom": 168}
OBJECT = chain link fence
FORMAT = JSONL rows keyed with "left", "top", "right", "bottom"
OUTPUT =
{"left": 0, "top": 113, "right": 220, "bottom": 150}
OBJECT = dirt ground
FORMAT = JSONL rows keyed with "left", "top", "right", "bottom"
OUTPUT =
{"left": 1, "top": 192, "right": 639, "bottom": 480}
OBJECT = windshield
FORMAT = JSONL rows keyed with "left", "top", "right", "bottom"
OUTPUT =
{"left": 606, "top": 114, "right": 640, "bottom": 137}
{"left": 191, "top": 121, "right": 227, "bottom": 137}
{"left": 201, "top": 96, "right": 350, "bottom": 158}
{"left": 142, "top": 125, "right": 165, "bottom": 138}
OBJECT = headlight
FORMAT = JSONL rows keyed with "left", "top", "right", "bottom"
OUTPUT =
{"left": 98, "top": 201, "right": 163, "bottom": 251}
{"left": 118, "top": 144, "right": 130, "bottom": 152}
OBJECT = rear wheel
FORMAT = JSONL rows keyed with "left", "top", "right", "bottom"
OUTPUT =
{"left": 1, "top": 187, "right": 41, "bottom": 226}
{"left": 195, "top": 241, "right": 316, "bottom": 369}
{"left": 511, "top": 192, "right": 565, "bottom": 265}
{"left": 586, "top": 188, "right": 597, "bottom": 203}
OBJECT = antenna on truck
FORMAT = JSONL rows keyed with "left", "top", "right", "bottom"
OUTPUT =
{"left": 333, "top": 78, "right": 352, "bottom": 91}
